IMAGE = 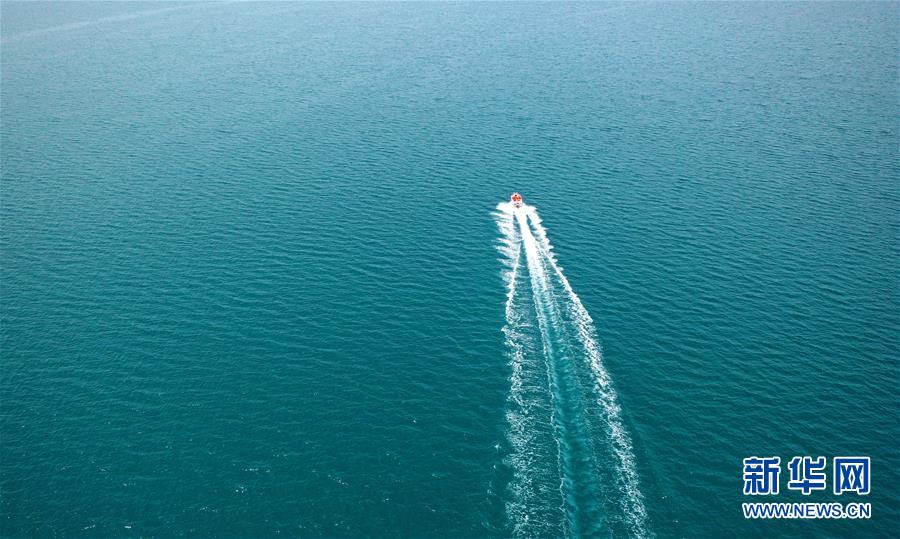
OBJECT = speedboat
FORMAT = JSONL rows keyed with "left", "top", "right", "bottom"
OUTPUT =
{"left": 510, "top": 192, "right": 523, "bottom": 208}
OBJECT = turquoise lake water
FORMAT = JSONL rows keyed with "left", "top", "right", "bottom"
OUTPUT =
{"left": 2, "top": 2, "right": 898, "bottom": 537}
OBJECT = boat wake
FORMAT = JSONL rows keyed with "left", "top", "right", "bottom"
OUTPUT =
{"left": 494, "top": 200, "right": 650, "bottom": 538}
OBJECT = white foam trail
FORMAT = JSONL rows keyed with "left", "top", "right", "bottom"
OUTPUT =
{"left": 526, "top": 206, "right": 651, "bottom": 538}
{"left": 494, "top": 205, "right": 527, "bottom": 531}
{"left": 494, "top": 203, "right": 556, "bottom": 537}
{"left": 515, "top": 207, "right": 574, "bottom": 537}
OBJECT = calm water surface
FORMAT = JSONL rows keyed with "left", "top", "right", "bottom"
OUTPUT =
{"left": 2, "top": 2, "right": 898, "bottom": 537}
